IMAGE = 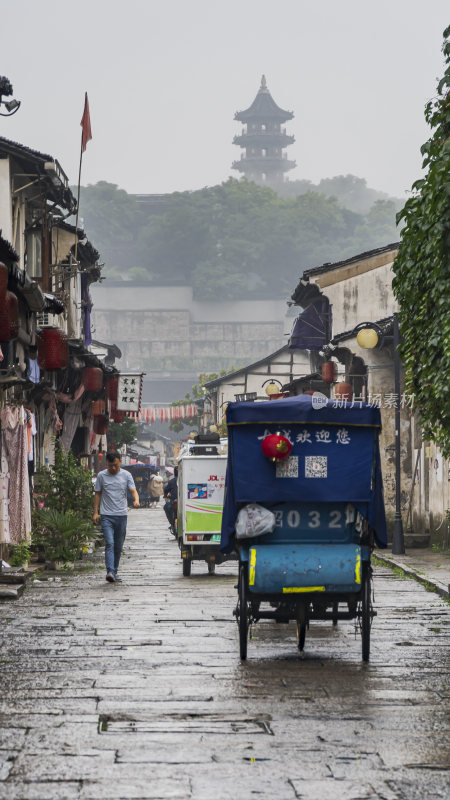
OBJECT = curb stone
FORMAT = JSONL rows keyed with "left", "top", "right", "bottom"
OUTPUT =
{"left": 374, "top": 553, "right": 450, "bottom": 600}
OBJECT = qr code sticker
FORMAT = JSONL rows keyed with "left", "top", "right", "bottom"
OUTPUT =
{"left": 276, "top": 456, "right": 298, "bottom": 478}
{"left": 305, "top": 456, "right": 327, "bottom": 478}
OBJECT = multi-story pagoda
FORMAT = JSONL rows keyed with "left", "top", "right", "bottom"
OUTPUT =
{"left": 232, "top": 75, "right": 296, "bottom": 186}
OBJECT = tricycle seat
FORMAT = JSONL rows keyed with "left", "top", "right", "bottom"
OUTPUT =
{"left": 247, "top": 543, "right": 364, "bottom": 595}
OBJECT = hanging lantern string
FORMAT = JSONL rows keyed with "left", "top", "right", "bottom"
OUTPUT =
{"left": 134, "top": 404, "right": 198, "bottom": 423}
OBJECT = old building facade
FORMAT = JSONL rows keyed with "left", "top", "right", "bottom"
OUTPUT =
{"left": 288, "top": 243, "right": 449, "bottom": 543}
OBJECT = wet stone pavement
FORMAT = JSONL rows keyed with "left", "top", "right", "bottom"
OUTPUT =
{"left": 0, "top": 508, "right": 449, "bottom": 800}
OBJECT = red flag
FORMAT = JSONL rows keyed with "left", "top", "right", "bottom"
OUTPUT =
{"left": 80, "top": 92, "right": 92, "bottom": 152}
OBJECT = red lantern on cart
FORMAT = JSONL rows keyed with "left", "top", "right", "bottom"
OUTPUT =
{"left": 105, "top": 374, "right": 119, "bottom": 401}
{"left": 93, "top": 414, "right": 109, "bottom": 435}
{"left": 334, "top": 382, "right": 353, "bottom": 401}
{"left": 261, "top": 433, "right": 292, "bottom": 462}
{"left": 83, "top": 366, "right": 103, "bottom": 392}
{"left": 37, "top": 327, "right": 68, "bottom": 369}
{"left": 0, "top": 290, "right": 19, "bottom": 341}
{"left": 321, "top": 361, "right": 337, "bottom": 383}
{"left": 0, "top": 262, "right": 8, "bottom": 300}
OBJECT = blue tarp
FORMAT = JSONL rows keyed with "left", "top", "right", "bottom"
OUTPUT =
{"left": 221, "top": 394, "right": 387, "bottom": 551}
{"left": 289, "top": 298, "right": 331, "bottom": 351}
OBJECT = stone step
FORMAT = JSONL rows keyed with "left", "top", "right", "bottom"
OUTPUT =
{"left": 0, "top": 583, "right": 24, "bottom": 600}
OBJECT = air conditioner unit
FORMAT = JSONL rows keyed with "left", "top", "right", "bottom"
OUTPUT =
{"left": 36, "top": 312, "right": 60, "bottom": 328}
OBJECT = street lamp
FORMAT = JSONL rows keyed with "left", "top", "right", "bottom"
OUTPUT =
{"left": 0, "top": 76, "right": 21, "bottom": 117}
{"left": 353, "top": 315, "right": 405, "bottom": 555}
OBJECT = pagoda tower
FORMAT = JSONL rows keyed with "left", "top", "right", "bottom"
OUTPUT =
{"left": 232, "top": 75, "right": 296, "bottom": 186}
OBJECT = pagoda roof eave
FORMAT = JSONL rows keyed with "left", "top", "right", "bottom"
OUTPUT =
{"left": 234, "top": 77, "right": 294, "bottom": 122}
{"left": 234, "top": 107, "right": 293, "bottom": 123}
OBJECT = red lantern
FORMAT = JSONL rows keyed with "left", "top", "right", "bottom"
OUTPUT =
{"left": 0, "top": 290, "right": 19, "bottom": 341}
{"left": 321, "top": 361, "right": 337, "bottom": 383}
{"left": 334, "top": 382, "right": 353, "bottom": 401}
{"left": 0, "top": 262, "right": 8, "bottom": 300}
{"left": 37, "top": 327, "right": 68, "bottom": 369}
{"left": 92, "top": 399, "right": 106, "bottom": 415}
{"left": 261, "top": 434, "right": 292, "bottom": 461}
{"left": 83, "top": 367, "right": 103, "bottom": 392}
{"left": 112, "top": 410, "right": 126, "bottom": 423}
{"left": 93, "top": 414, "right": 109, "bottom": 435}
{"left": 105, "top": 375, "right": 119, "bottom": 401}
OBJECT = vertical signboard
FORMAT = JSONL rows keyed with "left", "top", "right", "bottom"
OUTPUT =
{"left": 116, "top": 374, "right": 143, "bottom": 412}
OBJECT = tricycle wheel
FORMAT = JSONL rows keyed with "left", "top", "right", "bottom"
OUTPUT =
{"left": 238, "top": 564, "right": 249, "bottom": 660}
{"left": 332, "top": 601, "right": 339, "bottom": 627}
{"left": 182, "top": 557, "right": 191, "bottom": 577}
{"left": 296, "top": 621, "right": 306, "bottom": 651}
{"left": 361, "top": 570, "right": 372, "bottom": 662}
{"left": 208, "top": 560, "right": 215, "bottom": 575}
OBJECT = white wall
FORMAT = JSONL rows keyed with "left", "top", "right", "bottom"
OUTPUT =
{"left": 212, "top": 348, "right": 311, "bottom": 423}
{"left": 310, "top": 252, "right": 398, "bottom": 333}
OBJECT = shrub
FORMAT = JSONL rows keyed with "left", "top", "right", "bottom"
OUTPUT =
{"left": 32, "top": 509, "right": 98, "bottom": 564}
{"left": 33, "top": 443, "right": 94, "bottom": 517}
{"left": 8, "top": 540, "right": 31, "bottom": 567}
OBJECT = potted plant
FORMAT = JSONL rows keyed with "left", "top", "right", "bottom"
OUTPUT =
{"left": 8, "top": 540, "right": 32, "bottom": 569}
{"left": 32, "top": 509, "right": 98, "bottom": 570}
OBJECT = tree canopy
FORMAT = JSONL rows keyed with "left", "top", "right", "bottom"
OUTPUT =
{"left": 107, "top": 416, "right": 138, "bottom": 451}
{"left": 76, "top": 176, "right": 399, "bottom": 300}
{"left": 392, "top": 25, "right": 450, "bottom": 458}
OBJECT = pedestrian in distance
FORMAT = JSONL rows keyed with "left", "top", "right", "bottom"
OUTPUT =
{"left": 93, "top": 451, "right": 140, "bottom": 583}
{"left": 148, "top": 470, "right": 164, "bottom": 508}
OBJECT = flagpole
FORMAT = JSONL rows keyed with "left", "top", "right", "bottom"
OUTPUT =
{"left": 74, "top": 135, "right": 83, "bottom": 264}
{"left": 75, "top": 92, "right": 92, "bottom": 263}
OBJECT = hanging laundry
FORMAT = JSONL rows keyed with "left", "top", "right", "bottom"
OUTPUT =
{"left": 0, "top": 436, "right": 10, "bottom": 544}
{"left": 28, "top": 358, "right": 40, "bottom": 383}
{"left": 0, "top": 407, "right": 31, "bottom": 544}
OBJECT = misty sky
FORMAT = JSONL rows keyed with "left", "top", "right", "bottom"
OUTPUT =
{"left": 1, "top": 0, "right": 448, "bottom": 200}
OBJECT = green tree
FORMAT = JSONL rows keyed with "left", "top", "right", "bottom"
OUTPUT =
{"left": 34, "top": 443, "right": 94, "bottom": 516}
{"left": 392, "top": 25, "right": 450, "bottom": 458}
{"left": 73, "top": 181, "right": 143, "bottom": 271}
{"left": 107, "top": 416, "right": 138, "bottom": 451}
{"left": 77, "top": 176, "right": 399, "bottom": 298}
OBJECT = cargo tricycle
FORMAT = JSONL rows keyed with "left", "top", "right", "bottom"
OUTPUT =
{"left": 177, "top": 435, "right": 236, "bottom": 575}
{"left": 220, "top": 394, "right": 387, "bottom": 661}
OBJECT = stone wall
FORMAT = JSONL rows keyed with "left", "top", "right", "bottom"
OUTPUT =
{"left": 91, "top": 284, "right": 288, "bottom": 384}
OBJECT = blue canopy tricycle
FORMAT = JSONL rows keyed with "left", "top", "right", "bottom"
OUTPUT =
{"left": 221, "top": 394, "right": 387, "bottom": 661}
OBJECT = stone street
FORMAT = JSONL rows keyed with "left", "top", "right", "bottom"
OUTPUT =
{"left": 0, "top": 508, "right": 449, "bottom": 800}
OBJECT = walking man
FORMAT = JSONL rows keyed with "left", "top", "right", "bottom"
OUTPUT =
{"left": 93, "top": 452, "right": 139, "bottom": 583}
